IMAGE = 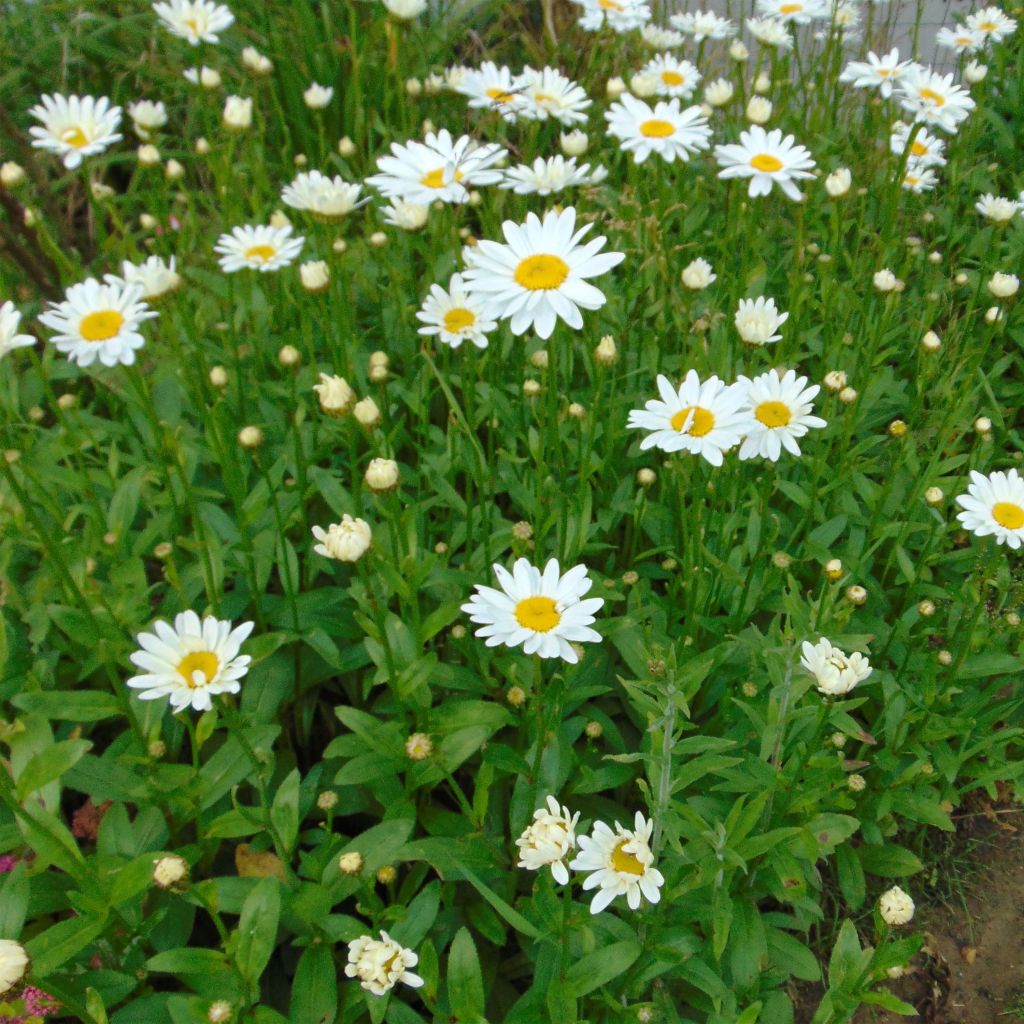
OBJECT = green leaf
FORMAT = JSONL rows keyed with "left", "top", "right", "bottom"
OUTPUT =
{"left": 233, "top": 877, "right": 281, "bottom": 985}
{"left": 10, "top": 691, "right": 122, "bottom": 722}
{"left": 270, "top": 769, "right": 301, "bottom": 854}
{"left": 447, "top": 928, "right": 486, "bottom": 1023}
{"left": 146, "top": 948, "right": 231, "bottom": 975}
{"left": 835, "top": 844, "right": 866, "bottom": 908}
{"left": 565, "top": 940, "right": 642, "bottom": 997}
{"left": 289, "top": 943, "right": 337, "bottom": 1024}
{"left": 0, "top": 862, "right": 30, "bottom": 938}
{"left": 857, "top": 844, "right": 923, "bottom": 878}
{"left": 26, "top": 914, "right": 108, "bottom": 976}
{"left": 15, "top": 739, "right": 92, "bottom": 800}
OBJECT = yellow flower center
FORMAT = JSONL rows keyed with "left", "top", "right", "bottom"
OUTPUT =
{"left": 661, "top": 71, "right": 685, "bottom": 86}
{"left": 443, "top": 307, "right": 476, "bottom": 333}
{"left": 992, "top": 502, "right": 1024, "bottom": 530}
{"left": 610, "top": 838, "right": 646, "bottom": 876}
{"left": 514, "top": 254, "right": 569, "bottom": 291}
{"left": 514, "top": 596, "right": 561, "bottom": 633}
{"left": 919, "top": 87, "right": 945, "bottom": 106}
{"left": 779, "top": 3, "right": 802, "bottom": 12}
{"left": 979, "top": 20, "right": 996, "bottom": 30}
{"left": 245, "top": 244, "right": 277, "bottom": 263}
{"left": 79, "top": 310, "right": 124, "bottom": 342}
{"left": 904, "top": 173, "right": 920, "bottom": 186}
{"left": 755, "top": 400, "right": 792, "bottom": 427}
{"left": 421, "top": 167, "right": 463, "bottom": 188}
{"left": 910, "top": 140, "right": 928, "bottom": 156}
{"left": 640, "top": 119, "right": 675, "bottom": 138}
{"left": 60, "top": 127, "right": 89, "bottom": 148}
{"left": 184, "top": 16, "right": 198, "bottom": 33}
{"left": 486, "top": 87, "right": 515, "bottom": 103}
{"left": 957, "top": 34, "right": 974, "bottom": 44}
{"left": 598, "top": 0, "right": 624, "bottom": 9}
{"left": 670, "top": 405, "right": 715, "bottom": 437}
{"left": 176, "top": 650, "right": 220, "bottom": 687}
{"left": 876, "top": 68, "right": 892, "bottom": 76}
{"left": 751, "top": 153, "right": 784, "bottom": 172}
{"left": 533, "top": 92, "right": 555, "bottom": 105}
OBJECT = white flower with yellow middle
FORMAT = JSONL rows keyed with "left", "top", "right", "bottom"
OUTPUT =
{"left": 416, "top": 273, "right": 497, "bottom": 350}
{"left": 956, "top": 469, "right": 1024, "bottom": 549}
{"left": 28, "top": 94, "right": 123, "bottom": 169}
{"left": 281, "top": 171, "right": 367, "bottom": 220}
{"left": 715, "top": 125, "right": 816, "bottom": 201}
{"left": 214, "top": 224, "right": 305, "bottom": 273}
{"left": 737, "top": 369, "right": 826, "bottom": 461}
{"left": 605, "top": 94, "right": 712, "bottom": 164}
{"left": 516, "top": 795, "right": 580, "bottom": 884}
{"left": 640, "top": 54, "right": 701, "bottom": 99}
{"left": 152, "top": 0, "right": 235, "bottom": 45}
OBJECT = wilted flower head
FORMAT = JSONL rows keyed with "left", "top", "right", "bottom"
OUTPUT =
{"left": 345, "top": 932, "right": 424, "bottom": 995}
{"left": 311, "top": 516, "right": 372, "bottom": 562}
{"left": 879, "top": 885, "right": 915, "bottom": 924}
{"left": 516, "top": 796, "right": 581, "bottom": 884}
{"left": 800, "top": 637, "right": 872, "bottom": 696}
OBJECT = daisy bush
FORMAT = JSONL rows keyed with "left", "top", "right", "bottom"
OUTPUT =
{"left": 0, "top": 0, "right": 1023, "bottom": 1022}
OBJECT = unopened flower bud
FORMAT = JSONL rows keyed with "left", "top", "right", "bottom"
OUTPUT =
{"left": 238, "top": 425, "right": 264, "bottom": 449}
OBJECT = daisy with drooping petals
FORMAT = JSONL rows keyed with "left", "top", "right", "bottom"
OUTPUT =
{"left": 39, "top": 278, "right": 157, "bottom": 368}
{"left": 516, "top": 795, "right": 580, "bottom": 885}
{"left": 214, "top": 224, "right": 305, "bottom": 273}
{"left": 641, "top": 54, "right": 701, "bottom": 99}
{"left": 152, "top": 0, "right": 235, "bottom": 44}
{"left": 366, "top": 129, "right": 506, "bottom": 206}
{"left": 461, "top": 557, "right": 604, "bottom": 663}
{"left": 670, "top": 10, "right": 737, "bottom": 39}
{"left": 975, "top": 194, "right": 1020, "bottom": 223}
{"left": 756, "top": 0, "right": 826, "bottom": 23}
{"left": 715, "top": 125, "right": 816, "bottom": 201}
{"left": 107, "top": 255, "right": 182, "bottom": 301}
{"left": 746, "top": 16, "right": 793, "bottom": 47}
{"left": 956, "top": 469, "right": 1024, "bottom": 549}
{"left": 127, "top": 611, "right": 254, "bottom": 713}
{"left": 28, "top": 94, "right": 123, "bottom": 169}
{"left": 569, "top": 812, "right": 665, "bottom": 914}
{"left": 455, "top": 61, "right": 526, "bottom": 122}
{"left": 605, "top": 95, "right": 712, "bottom": 164}
{"left": 416, "top": 272, "right": 497, "bottom": 350}
{"left": 897, "top": 68, "right": 975, "bottom": 134}
{"left": 626, "top": 371, "right": 750, "bottom": 466}
{"left": 735, "top": 296, "right": 788, "bottom": 345}
{"left": 517, "top": 66, "right": 591, "bottom": 126}
{"left": 0, "top": 302, "right": 37, "bottom": 360}
{"left": 935, "top": 25, "right": 982, "bottom": 53}
{"left": 890, "top": 120, "right": 946, "bottom": 167}
{"left": 838, "top": 48, "right": 912, "bottom": 98}
{"left": 901, "top": 166, "right": 939, "bottom": 192}
{"left": 461, "top": 207, "right": 624, "bottom": 340}
{"left": 965, "top": 5, "right": 1017, "bottom": 42}
{"left": 801, "top": 637, "right": 872, "bottom": 696}
{"left": 345, "top": 933, "right": 423, "bottom": 997}
{"left": 499, "top": 155, "right": 607, "bottom": 196}
{"left": 641, "top": 24, "right": 686, "bottom": 47}
{"left": 574, "top": 0, "right": 652, "bottom": 34}
{"left": 127, "top": 99, "right": 168, "bottom": 139}
{"left": 380, "top": 201, "right": 430, "bottom": 231}
{"left": 737, "top": 370, "right": 826, "bottom": 461}
{"left": 281, "top": 171, "right": 367, "bottom": 220}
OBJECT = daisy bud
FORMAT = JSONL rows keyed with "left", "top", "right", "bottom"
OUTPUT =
{"left": 369, "top": 231, "right": 388, "bottom": 248}
{"left": 28, "top": 407, "right": 44, "bottom": 422}
{"left": 831, "top": 732, "right": 847, "bottom": 749}
{"left": 824, "top": 370, "right": 847, "bottom": 391}
{"left": 405, "top": 77, "right": 423, "bottom": 97}
{"left": 424, "top": 73, "right": 444, "bottom": 95}
{"left": 839, "top": 386, "right": 858, "bottom": 404}
{"left": 165, "top": 159, "right": 185, "bottom": 180}
{"left": 887, "top": 966, "right": 906, "bottom": 980}
{"left": 606, "top": 76, "right": 627, "bottom": 100}
{"left": 974, "top": 416, "right": 992, "bottom": 434}
{"left": 303, "top": 83, "right": 334, "bottom": 109}
{"left": 277, "top": 345, "right": 300, "bottom": 368}
{"left": 824, "top": 559, "right": 843, "bottom": 581}
{"left": 152, "top": 854, "right": 190, "bottom": 890}
{"left": 585, "top": 721, "right": 602, "bottom": 738}
{"left": 209, "top": 366, "right": 228, "bottom": 387}
{"left": 300, "top": 260, "right": 330, "bottom": 292}
{"left": 149, "top": 739, "right": 167, "bottom": 757}
{"left": 918, "top": 599, "right": 936, "bottom": 617}
{"left": 681, "top": 257, "right": 716, "bottom": 290}
{"left": 925, "top": 486, "right": 944, "bottom": 505}
{"left": 404, "top": 733, "right": 433, "bottom": 760}
{"left": 195, "top": 137, "right": 211, "bottom": 155}
{"left": 937, "top": 650, "right": 952, "bottom": 665}
{"left": 137, "top": 144, "right": 161, "bottom": 167}
{"left": 630, "top": 72, "right": 658, "bottom": 98}
{"left": 559, "top": 129, "right": 589, "bottom": 156}
{"left": 928, "top": 251, "right": 942, "bottom": 264}
{"left": 568, "top": 402, "right": 586, "bottom": 419}
{"left": 745, "top": 96, "right": 772, "bottom": 124}
{"left": 742, "top": 681, "right": 757, "bottom": 697}
{"left": 421, "top": 119, "right": 435, "bottom": 135}
{"left": 449, "top": 624, "right": 465, "bottom": 638}
{"left": 753, "top": 72, "right": 771, "bottom": 93}
{"left": 4, "top": 449, "right": 20, "bottom": 463}
{"left": 376, "top": 865, "right": 397, "bottom": 884}
{"left": 139, "top": 213, "right": 158, "bottom": 230}
{"left": 954, "top": 271, "right": 969, "bottom": 285}
{"left": 873, "top": 268, "right": 898, "bottom": 292}
{"left": 888, "top": 420, "right": 907, "bottom": 437}
{"left": 311, "top": 516, "right": 371, "bottom": 562}
{"left": 729, "top": 40, "right": 749, "bottom": 60}
{"left": 435, "top": 541, "right": 448, "bottom": 555}
{"left": 507, "top": 686, "right": 526, "bottom": 706}
{"left": 369, "top": 350, "right": 389, "bottom": 369}
{"left": 383, "top": 0, "right": 428, "bottom": 18}
{"left": 332, "top": 238, "right": 348, "bottom": 254}
{"left": 208, "top": 1001, "right": 233, "bottom": 1023}
{"left": 91, "top": 182, "right": 114, "bottom": 202}
{"left": 512, "top": 521, "right": 533, "bottom": 540}
{"left": 847, "top": 773, "right": 866, "bottom": 792}
{"left": 772, "top": 551, "right": 792, "bottom": 568}
{"left": 222, "top": 95, "right": 253, "bottom": 132}
{"left": 467, "top": 190, "right": 483, "bottom": 207}
{"left": 523, "top": 379, "right": 542, "bottom": 397}
{"left": 369, "top": 364, "right": 389, "bottom": 383}
{"left": 825, "top": 168, "right": 851, "bottom": 197}
{"left": 354, "top": 397, "right": 382, "bottom": 427}
{"left": 964, "top": 60, "right": 987, "bottom": 83}
{"left": 845, "top": 585, "right": 867, "bottom": 605}
{"left": 1007, "top": 612, "right": 1021, "bottom": 626}
{"left": 269, "top": 210, "right": 291, "bottom": 230}
{"left": 987, "top": 272, "right": 1019, "bottom": 298}
{"left": 238, "top": 425, "right": 263, "bottom": 449}
{"left": 338, "top": 136, "right": 356, "bottom": 158}
{"left": 704, "top": 78, "right": 734, "bottom": 106}
{"left": 338, "top": 851, "right": 363, "bottom": 875}
{"left": 637, "top": 468, "right": 657, "bottom": 487}
{"left": 242, "top": 46, "right": 273, "bottom": 76}
{"left": 530, "top": 350, "right": 549, "bottom": 369}
{"left": 0, "top": 939, "right": 30, "bottom": 996}
{"left": 921, "top": 330, "right": 941, "bottom": 352}
{"left": 294, "top": 154, "right": 308, "bottom": 167}
{"left": 365, "top": 457, "right": 399, "bottom": 492}
{"left": 879, "top": 886, "right": 914, "bottom": 925}
{"left": 57, "top": 393, "right": 77, "bottom": 411}
{"left": 985, "top": 306, "right": 1003, "bottom": 324}
{"left": 0, "top": 162, "right": 26, "bottom": 188}
{"left": 196, "top": 66, "right": 221, "bottom": 89}
{"left": 594, "top": 335, "right": 618, "bottom": 365}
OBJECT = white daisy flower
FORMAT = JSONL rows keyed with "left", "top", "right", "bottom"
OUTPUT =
{"left": 641, "top": 24, "right": 686, "bottom": 48}
{"left": 39, "top": 278, "right": 157, "bottom": 368}
{"left": 499, "top": 155, "right": 607, "bottom": 196}
{"left": 897, "top": 68, "right": 975, "bottom": 134}
{"left": 28, "top": 94, "right": 123, "bottom": 170}
{"left": 455, "top": 61, "right": 526, "bottom": 121}
{"left": 574, "top": 0, "right": 652, "bottom": 34}
{"left": 935, "top": 25, "right": 982, "bottom": 53}
{"left": 214, "top": 224, "right": 305, "bottom": 273}
{"left": 801, "top": 637, "right": 872, "bottom": 696}
{"left": 975, "top": 193, "right": 1020, "bottom": 223}
{"left": 312, "top": 515, "right": 372, "bottom": 562}
{"left": 517, "top": 66, "right": 591, "bottom": 126}
{"left": 516, "top": 795, "right": 580, "bottom": 885}
{"left": 746, "top": 16, "right": 793, "bottom": 47}
{"left": 889, "top": 120, "right": 947, "bottom": 167}
{"left": 460, "top": 557, "right": 604, "bottom": 663}
{"left": 737, "top": 369, "right": 826, "bottom": 461}
{"left": 303, "top": 82, "right": 334, "bottom": 109}
{"left": 626, "top": 371, "right": 750, "bottom": 466}
{"left": 670, "top": 9, "right": 737, "bottom": 39}
{"left": 106, "top": 255, "right": 182, "bottom": 301}
{"left": 127, "top": 611, "right": 254, "bottom": 713}
{"left": 380, "top": 200, "right": 430, "bottom": 231}
{"left": 345, "top": 932, "right": 423, "bottom": 997}
{"left": 569, "top": 812, "right": 665, "bottom": 914}
{"left": 756, "top": 0, "right": 826, "bottom": 23}
{"left": 956, "top": 469, "right": 1024, "bottom": 548}
{"left": 838, "top": 48, "right": 911, "bottom": 98}
{"left": 152, "top": 0, "right": 235, "bottom": 45}
{"left": 281, "top": 170, "right": 367, "bottom": 220}
{"left": 901, "top": 165, "right": 939, "bottom": 192}
{"left": 965, "top": 5, "right": 1017, "bottom": 42}
{"left": 735, "top": 295, "right": 788, "bottom": 345}
{"left": 416, "top": 272, "right": 498, "bottom": 349}
{"left": 0, "top": 301, "right": 37, "bottom": 359}
{"left": 640, "top": 54, "right": 702, "bottom": 99}
{"left": 366, "top": 129, "right": 506, "bottom": 206}
{"left": 714, "top": 125, "right": 816, "bottom": 201}
{"left": 183, "top": 65, "right": 221, "bottom": 89}
{"left": 461, "top": 207, "right": 624, "bottom": 340}
{"left": 605, "top": 94, "right": 712, "bottom": 164}
{"left": 127, "top": 99, "right": 168, "bottom": 139}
